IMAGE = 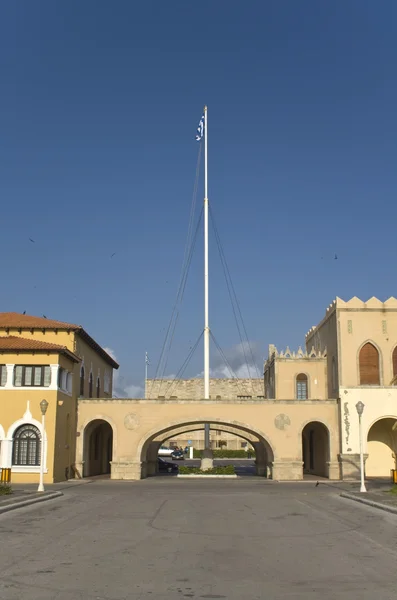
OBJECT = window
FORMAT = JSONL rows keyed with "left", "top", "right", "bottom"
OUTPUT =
{"left": 58, "top": 367, "right": 64, "bottom": 389}
{"left": 96, "top": 377, "right": 100, "bottom": 398}
{"left": 14, "top": 365, "right": 51, "bottom": 387}
{"left": 217, "top": 440, "right": 227, "bottom": 448}
{"left": 0, "top": 365, "right": 6, "bottom": 386}
{"left": 80, "top": 366, "right": 85, "bottom": 397}
{"left": 89, "top": 372, "right": 93, "bottom": 398}
{"left": 393, "top": 347, "right": 397, "bottom": 383}
{"left": 241, "top": 442, "right": 248, "bottom": 448}
{"left": 12, "top": 424, "right": 41, "bottom": 466}
{"left": 104, "top": 370, "right": 110, "bottom": 394}
{"left": 359, "top": 342, "right": 380, "bottom": 385}
{"left": 296, "top": 373, "right": 308, "bottom": 399}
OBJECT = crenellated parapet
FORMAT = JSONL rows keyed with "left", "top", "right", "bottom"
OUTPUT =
{"left": 305, "top": 296, "right": 397, "bottom": 340}
{"left": 265, "top": 344, "right": 326, "bottom": 368}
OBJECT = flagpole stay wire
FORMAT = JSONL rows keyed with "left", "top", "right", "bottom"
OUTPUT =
{"left": 164, "top": 331, "right": 204, "bottom": 399}
{"left": 150, "top": 208, "right": 203, "bottom": 398}
{"left": 209, "top": 204, "right": 261, "bottom": 391}
{"left": 209, "top": 331, "right": 252, "bottom": 397}
{"left": 148, "top": 144, "right": 203, "bottom": 399}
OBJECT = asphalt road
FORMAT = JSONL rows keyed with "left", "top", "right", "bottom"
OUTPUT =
{"left": 1, "top": 479, "right": 397, "bottom": 599}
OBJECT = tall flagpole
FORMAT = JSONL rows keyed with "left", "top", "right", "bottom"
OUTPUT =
{"left": 204, "top": 105, "right": 209, "bottom": 401}
{"left": 203, "top": 106, "right": 211, "bottom": 452}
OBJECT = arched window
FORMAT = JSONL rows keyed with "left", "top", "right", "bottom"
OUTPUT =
{"left": 80, "top": 366, "right": 85, "bottom": 397}
{"left": 96, "top": 377, "right": 100, "bottom": 398}
{"left": 392, "top": 347, "right": 397, "bottom": 384}
{"left": 89, "top": 372, "right": 93, "bottom": 398}
{"left": 359, "top": 342, "right": 380, "bottom": 385}
{"left": 12, "top": 424, "right": 41, "bottom": 466}
{"left": 296, "top": 373, "right": 308, "bottom": 399}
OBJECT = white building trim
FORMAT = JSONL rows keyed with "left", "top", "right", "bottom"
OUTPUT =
{"left": 2, "top": 402, "right": 48, "bottom": 472}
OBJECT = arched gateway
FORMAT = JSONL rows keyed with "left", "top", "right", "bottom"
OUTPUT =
{"left": 76, "top": 398, "right": 340, "bottom": 481}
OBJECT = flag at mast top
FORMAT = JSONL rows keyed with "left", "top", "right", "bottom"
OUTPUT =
{"left": 195, "top": 107, "right": 206, "bottom": 141}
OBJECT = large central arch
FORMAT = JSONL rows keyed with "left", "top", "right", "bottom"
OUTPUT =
{"left": 137, "top": 417, "right": 276, "bottom": 479}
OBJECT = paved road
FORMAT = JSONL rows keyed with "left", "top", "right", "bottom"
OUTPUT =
{"left": 1, "top": 479, "right": 397, "bottom": 599}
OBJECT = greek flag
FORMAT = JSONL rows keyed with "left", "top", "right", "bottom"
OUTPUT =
{"left": 195, "top": 114, "right": 204, "bottom": 141}
{"left": 145, "top": 352, "right": 150, "bottom": 365}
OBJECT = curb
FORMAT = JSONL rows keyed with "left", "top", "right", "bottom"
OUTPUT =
{"left": 0, "top": 491, "right": 63, "bottom": 515}
{"left": 340, "top": 492, "right": 397, "bottom": 515}
{"left": 177, "top": 474, "right": 238, "bottom": 479}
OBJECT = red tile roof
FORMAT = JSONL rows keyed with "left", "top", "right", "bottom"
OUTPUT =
{"left": 0, "top": 313, "right": 78, "bottom": 330}
{"left": 0, "top": 336, "right": 80, "bottom": 362}
{"left": 0, "top": 313, "right": 119, "bottom": 369}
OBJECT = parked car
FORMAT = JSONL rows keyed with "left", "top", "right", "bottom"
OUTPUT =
{"left": 158, "top": 457, "right": 178, "bottom": 473}
{"left": 171, "top": 450, "right": 184, "bottom": 460}
{"left": 158, "top": 446, "right": 174, "bottom": 457}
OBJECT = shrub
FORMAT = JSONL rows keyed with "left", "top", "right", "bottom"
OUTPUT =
{"left": 0, "top": 485, "right": 12, "bottom": 496}
{"left": 193, "top": 449, "right": 250, "bottom": 459}
{"left": 178, "top": 465, "right": 236, "bottom": 475}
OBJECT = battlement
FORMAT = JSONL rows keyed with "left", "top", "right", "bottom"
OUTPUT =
{"left": 305, "top": 296, "right": 397, "bottom": 339}
{"left": 265, "top": 344, "right": 326, "bottom": 366}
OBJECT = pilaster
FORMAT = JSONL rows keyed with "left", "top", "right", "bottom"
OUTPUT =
{"left": 338, "top": 453, "right": 368, "bottom": 480}
{"left": 272, "top": 460, "right": 303, "bottom": 481}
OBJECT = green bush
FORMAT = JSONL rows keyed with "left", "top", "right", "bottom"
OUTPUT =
{"left": 179, "top": 465, "right": 236, "bottom": 475}
{"left": 0, "top": 485, "right": 12, "bottom": 496}
{"left": 192, "top": 449, "right": 250, "bottom": 459}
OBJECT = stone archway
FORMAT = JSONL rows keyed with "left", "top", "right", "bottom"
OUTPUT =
{"left": 83, "top": 419, "right": 113, "bottom": 477}
{"left": 301, "top": 421, "right": 330, "bottom": 478}
{"left": 139, "top": 418, "right": 275, "bottom": 479}
{"left": 366, "top": 418, "right": 397, "bottom": 477}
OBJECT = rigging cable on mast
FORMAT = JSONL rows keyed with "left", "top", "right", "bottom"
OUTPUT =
{"left": 163, "top": 331, "right": 204, "bottom": 398}
{"left": 149, "top": 145, "right": 202, "bottom": 398}
{"left": 209, "top": 204, "right": 261, "bottom": 390}
{"left": 210, "top": 332, "right": 252, "bottom": 397}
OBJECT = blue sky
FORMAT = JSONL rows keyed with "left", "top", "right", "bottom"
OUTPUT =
{"left": 1, "top": 1, "right": 396, "bottom": 396}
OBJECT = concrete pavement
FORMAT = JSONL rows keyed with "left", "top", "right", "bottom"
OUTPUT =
{"left": 1, "top": 479, "right": 397, "bottom": 599}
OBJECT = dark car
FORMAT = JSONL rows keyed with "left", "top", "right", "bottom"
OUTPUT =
{"left": 171, "top": 450, "right": 184, "bottom": 460}
{"left": 158, "top": 457, "right": 178, "bottom": 473}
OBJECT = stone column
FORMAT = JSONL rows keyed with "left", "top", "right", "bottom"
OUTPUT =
{"left": 327, "top": 461, "right": 341, "bottom": 480}
{"left": 110, "top": 460, "right": 142, "bottom": 480}
{"left": 252, "top": 442, "right": 267, "bottom": 477}
{"left": 338, "top": 453, "right": 368, "bottom": 480}
{"left": 272, "top": 460, "right": 303, "bottom": 481}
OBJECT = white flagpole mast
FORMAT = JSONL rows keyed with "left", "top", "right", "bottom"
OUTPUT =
{"left": 204, "top": 105, "right": 209, "bottom": 403}
{"left": 203, "top": 106, "right": 211, "bottom": 453}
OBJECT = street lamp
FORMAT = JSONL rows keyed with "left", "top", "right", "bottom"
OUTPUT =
{"left": 38, "top": 399, "right": 49, "bottom": 492}
{"left": 355, "top": 401, "right": 367, "bottom": 493}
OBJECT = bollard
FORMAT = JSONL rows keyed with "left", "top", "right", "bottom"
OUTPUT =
{"left": 0, "top": 468, "right": 11, "bottom": 484}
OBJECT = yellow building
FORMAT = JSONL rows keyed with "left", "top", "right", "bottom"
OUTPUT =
{"left": 0, "top": 313, "right": 118, "bottom": 484}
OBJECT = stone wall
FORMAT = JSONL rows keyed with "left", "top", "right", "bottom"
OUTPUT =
{"left": 145, "top": 378, "right": 264, "bottom": 399}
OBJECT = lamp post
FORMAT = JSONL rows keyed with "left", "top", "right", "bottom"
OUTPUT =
{"left": 38, "top": 399, "right": 49, "bottom": 492}
{"left": 355, "top": 401, "right": 367, "bottom": 493}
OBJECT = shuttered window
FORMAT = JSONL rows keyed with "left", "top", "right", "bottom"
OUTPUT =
{"left": 296, "top": 373, "right": 308, "bottom": 399}
{"left": 89, "top": 372, "right": 93, "bottom": 398}
{"left": 80, "top": 366, "right": 85, "bottom": 397}
{"left": 96, "top": 377, "right": 100, "bottom": 398}
{"left": 13, "top": 365, "right": 51, "bottom": 387}
{"left": 359, "top": 342, "right": 380, "bottom": 385}
{"left": 0, "top": 365, "right": 7, "bottom": 386}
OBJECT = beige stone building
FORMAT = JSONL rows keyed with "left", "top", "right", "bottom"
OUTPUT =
{"left": 146, "top": 378, "right": 263, "bottom": 450}
{"left": 3, "top": 296, "right": 397, "bottom": 484}
{"left": 76, "top": 295, "right": 397, "bottom": 482}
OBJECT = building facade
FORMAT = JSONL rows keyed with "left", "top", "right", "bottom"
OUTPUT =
{"left": 0, "top": 313, "right": 118, "bottom": 484}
